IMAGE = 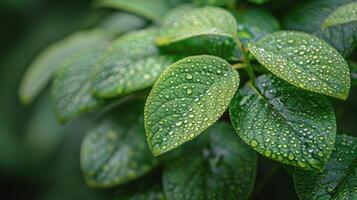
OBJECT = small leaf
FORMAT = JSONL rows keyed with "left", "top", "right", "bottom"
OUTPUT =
{"left": 81, "top": 100, "right": 158, "bottom": 188}
{"left": 145, "top": 55, "right": 239, "bottom": 156}
{"left": 294, "top": 134, "right": 357, "bottom": 200}
{"left": 19, "top": 30, "right": 108, "bottom": 105}
{"left": 322, "top": 2, "right": 357, "bottom": 28}
{"left": 229, "top": 74, "right": 336, "bottom": 170}
{"left": 157, "top": 6, "right": 241, "bottom": 61}
{"left": 97, "top": 0, "right": 171, "bottom": 21}
{"left": 163, "top": 122, "right": 257, "bottom": 200}
{"left": 92, "top": 28, "right": 176, "bottom": 99}
{"left": 51, "top": 47, "right": 106, "bottom": 123}
{"left": 249, "top": 31, "right": 351, "bottom": 100}
{"left": 99, "top": 12, "right": 147, "bottom": 36}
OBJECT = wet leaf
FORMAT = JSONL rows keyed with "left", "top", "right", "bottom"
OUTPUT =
{"left": 92, "top": 28, "right": 175, "bottom": 99}
{"left": 81, "top": 100, "right": 157, "bottom": 188}
{"left": 98, "top": 0, "right": 171, "bottom": 21}
{"left": 19, "top": 30, "right": 108, "bottom": 105}
{"left": 51, "top": 47, "right": 106, "bottom": 123}
{"left": 157, "top": 6, "right": 241, "bottom": 61}
{"left": 322, "top": 2, "right": 357, "bottom": 29}
{"left": 145, "top": 55, "right": 239, "bottom": 156}
{"left": 249, "top": 31, "right": 350, "bottom": 100}
{"left": 229, "top": 74, "right": 336, "bottom": 170}
{"left": 163, "top": 122, "right": 257, "bottom": 200}
{"left": 294, "top": 134, "right": 357, "bottom": 200}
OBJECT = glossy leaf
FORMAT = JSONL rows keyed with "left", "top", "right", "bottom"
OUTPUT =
{"left": 283, "top": 0, "right": 357, "bottom": 57}
{"left": 81, "top": 100, "right": 157, "bottom": 188}
{"left": 19, "top": 30, "right": 108, "bottom": 105}
{"left": 322, "top": 2, "right": 357, "bottom": 28}
{"left": 51, "top": 47, "right": 106, "bottom": 123}
{"left": 294, "top": 134, "right": 357, "bottom": 200}
{"left": 249, "top": 31, "right": 351, "bottom": 100}
{"left": 229, "top": 74, "right": 336, "bottom": 170}
{"left": 145, "top": 55, "right": 239, "bottom": 156}
{"left": 236, "top": 9, "right": 280, "bottom": 44}
{"left": 157, "top": 6, "right": 241, "bottom": 61}
{"left": 92, "top": 28, "right": 175, "bottom": 99}
{"left": 163, "top": 122, "right": 257, "bottom": 200}
{"left": 98, "top": 0, "right": 171, "bottom": 21}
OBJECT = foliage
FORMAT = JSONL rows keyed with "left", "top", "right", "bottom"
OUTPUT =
{"left": 11, "top": 0, "right": 357, "bottom": 199}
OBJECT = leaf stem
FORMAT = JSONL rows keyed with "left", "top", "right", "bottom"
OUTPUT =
{"left": 234, "top": 36, "right": 255, "bottom": 81}
{"left": 232, "top": 63, "right": 246, "bottom": 70}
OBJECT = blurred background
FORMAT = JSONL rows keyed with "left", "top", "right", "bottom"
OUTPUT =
{"left": 0, "top": 0, "right": 356, "bottom": 199}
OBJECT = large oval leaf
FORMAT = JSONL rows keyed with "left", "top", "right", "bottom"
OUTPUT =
{"left": 81, "top": 100, "right": 157, "bottom": 188}
{"left": 145, "top": 55, "right": 239, "bottom": 156}
{"left": 322, "top": 2, "right": 357, "bottom": 28}
{"left": 19, "top": 30, "right": 108, "bottom": 105}
{"left": 163, "top": 122, "right": 257, "bottom": 200}
{"left": 98, "top": 0, "right": 171, "bottom": 21}
{"left": 229, "top": 74, "right": 336, "bottom": 170}
{"left": 157, "top": 6, "right": 241, "bottom": 61}
{"left": 91, "top": 28, "right": 175, "bottom": 99}
{"left": 294, "top": 134, "right": 357, "bottom": 200}
{"left": 249, "top": 31, "right": 350, "bottom": 100}
{"left": 283, "top": 0, "right": 357, "bottom": 57}
{"left": 51, "top": 47, "right": 106, "bottom": 123}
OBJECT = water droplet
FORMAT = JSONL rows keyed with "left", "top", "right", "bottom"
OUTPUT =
{"left": 186, "top": 89, "right": 192, "bottom": 95}
{"left": 175, "top": 121, "right": 182, "bottom": 126}
{"left": 250, "top": 139, "right": 258, "bottom": 147}
{"left": 186, "top": 74, "right": 193, "bottom": 80}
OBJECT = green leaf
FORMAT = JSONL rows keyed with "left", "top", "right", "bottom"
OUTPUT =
{"left": 249, "top": 31, "right": 351, "bottom": 100}
{"left": 19, "top": 30, "right": 108, "bottom": 105}
{"left": 145, "top": 55, "right": 239, "bottom": 156}
{"left": 97, "top": 0, "right": 171, "bottom": 21}
{"left": 236, "top": 9, "right": 280, "bottom": 44}
{"left": 99, "top": 12, "right": 146, "bottom": 36}
{"left": 163, "top": 122, "right": 257, "bottom": 200}
{"left": 51, "top": 47, "right": 106, "bottom": 123}
{"left": 193, "top": 0, "right": 236, "bottom": 7}
{"left": 283, "top": 0, "right": 357, "bottom": 57}
{"left": 322, "top": 2, "right": 357, "bottom": 29}
{"left": 91, "top": 28, "right": 175, "bottom": 99}
{"left": 294, "top": 134, "right": 357, "bottom": 200}
{"left": 81, "top": 100, "right": 158, "bottom": 188}
{"left": 157, "top": 6, "right": 242, "bottom": 61}
{"left": 350, "top": 61, "right": 357, "bottom": 87}
{"left": 229, "top": 74, "right": 336, "bottom": 170}
{"left": 246, "top": 0, "right": 271, "bottom": 5}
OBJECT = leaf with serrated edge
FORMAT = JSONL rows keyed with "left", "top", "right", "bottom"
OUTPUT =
{"left": 157, "top": 6, "right": 241, "bottom": 61}
{"left": 294, "top": 134, "right": 357, "bottom": 200}
{"left": 92, "top": 28, "right": 175, "bottom": 99}
{"left": 249, "top": 31, "right": 350, "bottom": 100}
{"left": 229, "top": 74, "right": 336, "bottom": 170}
{"left": 19, "top": 30, "right": 108, "bottom": 105}
{"left": 98, "top": 0, "right": 171, "bottom": 21}
{"left": 322, "top": 2, "right": 357, "bottom": 28}
{"left": 81, "top": 100, "right": 157, "bottom": 188}
{"left": 163, "top": 122, "right": 257, "bottom": 200}
{"left": 145, "top": 55, "right": 239, "bottom": 156}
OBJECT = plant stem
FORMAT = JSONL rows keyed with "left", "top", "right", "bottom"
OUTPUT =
{"left": 234, "top": 36, "right": 255, "bottom": 81}
{"left": 232, "top": 63, "right": 246, "bottom": 70}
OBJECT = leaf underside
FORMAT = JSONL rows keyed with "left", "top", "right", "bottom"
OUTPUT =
{"left": 229, "top": 74, "right": 336, "bottom": 170}
{"left": 145, "top": 55, "right": 239, "bottom": 156}
{"left": 249, "top": 31, "right": 350, "bottom": 100}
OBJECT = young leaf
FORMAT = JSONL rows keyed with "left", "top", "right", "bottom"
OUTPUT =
{"left": 97, "top": 0, "right": 171, "bottom": 21}
{"left": 144, "top": 55, "right": 239, "bottom": 156}
{"left": 294, "top": 134, "right": 357, "bottom": 200}
{"left": 322, "top": 2, "right": 357, "bottom": 29}
{"left": 236, "top": 9, "right": 280, "bottom": 44}
{"left": 51, "top": 47, "right": 106, "bottom": 123}
{"left": 19, "top": 30, "right": 108, "bottom": 105}
{"left": 91, "top": 28, "right": 175, "bottom": 99}
{"left": 283, "top": 0, "right": 357, "bottom": 57}
{"left": 163, "top": 122, "right": 257, "bottom": 200}
{"left": 157, "top": 6, "right": 241, "bottom": 61}
{"left": 81, "top": 100, "right": 158, "bottom": 188}
{"left": 249, "top": 31, "right": 351, "bottom": 100}
{"left": 229, "top": 74, "right": 336, "bottom": 170}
